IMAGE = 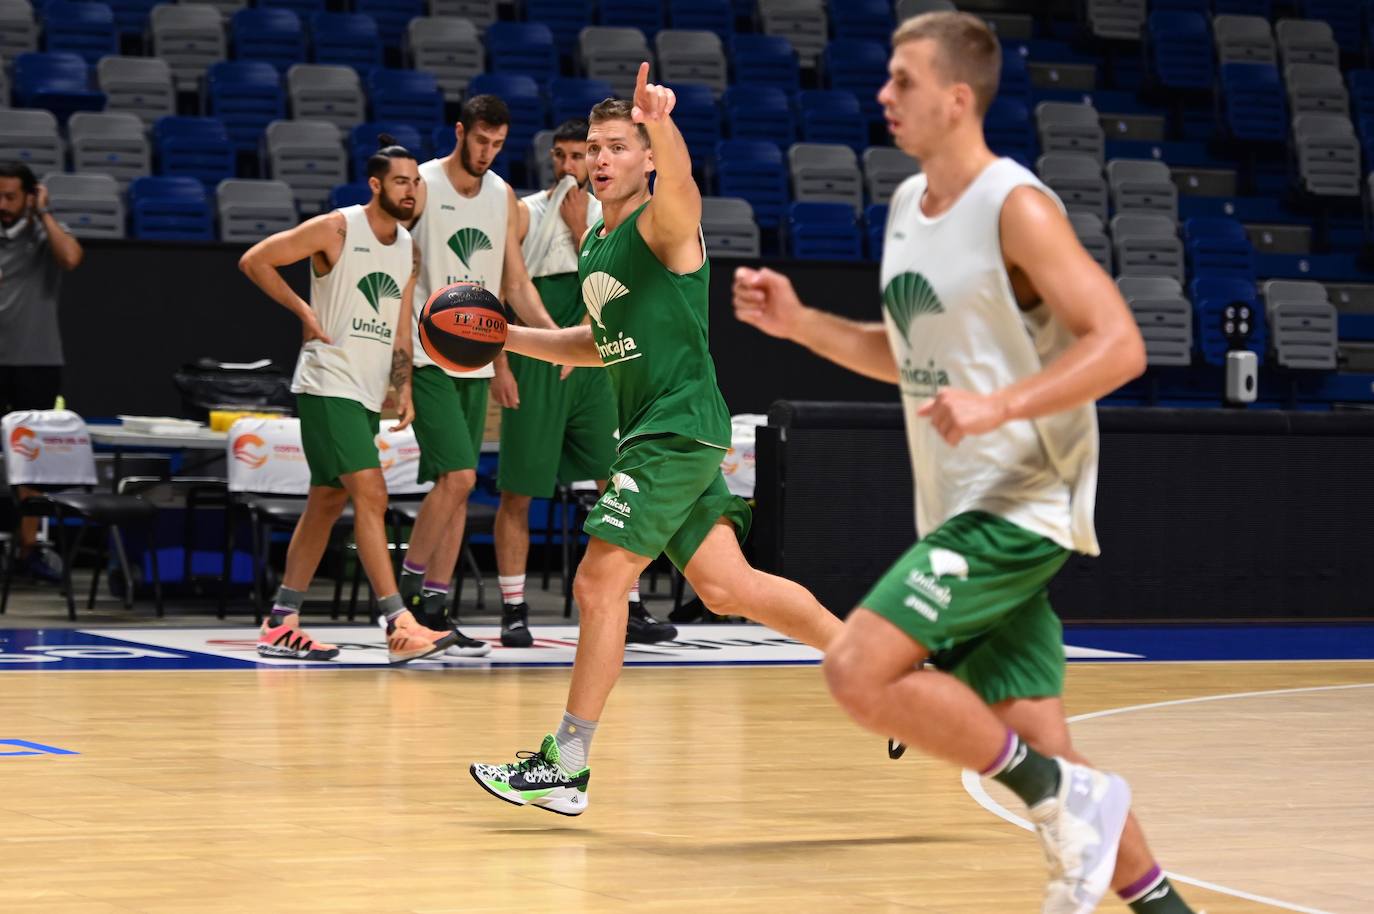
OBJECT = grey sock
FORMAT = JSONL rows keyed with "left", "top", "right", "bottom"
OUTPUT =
{"left": 553, "top": 711, "right": 597, "bottom": 774}
{"left": 379, "top": 593, "right": 406, "bottom": 623}
{"left": 270, "top": 586, "right": 305, "bottom": 620}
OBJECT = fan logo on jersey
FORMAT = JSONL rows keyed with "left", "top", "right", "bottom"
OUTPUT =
{"left": 883, "top": 272, "right": 950, "bottom": 398}
{"left": 352, "top": 272, "right": 397, "bottom": 343}
{"left": 447, "top": 228, "right": 493, "bottom": 271}
{"left": 902, "top": 547, "right": 968, "bottom": 621}
{"left": 583, "top": 271, "right": 641, "bottom": 365}
{"left": 601, "top": 471, "right": 638, "bottom": 518}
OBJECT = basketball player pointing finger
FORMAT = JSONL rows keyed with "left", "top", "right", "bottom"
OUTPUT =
{"left": 734, "top": 14, "right": 1197, "bottom": 914}
{"left": 469, "top": 65, "right": 844, "bottom": 814}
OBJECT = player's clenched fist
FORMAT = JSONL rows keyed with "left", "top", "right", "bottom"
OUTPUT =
{"left": 732, "top": 266, "right": 807, "bottom": 340}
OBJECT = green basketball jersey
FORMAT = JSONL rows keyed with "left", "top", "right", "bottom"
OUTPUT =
{"left": 533, "top": 272, "right": 586, "bottom": 328}
{"left": 579, "top": 202, "right": 731, "bottom": 450}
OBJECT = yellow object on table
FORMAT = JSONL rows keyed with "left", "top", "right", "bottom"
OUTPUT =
{"left": 210, "top": 410, "right": 284, "bottom": 432}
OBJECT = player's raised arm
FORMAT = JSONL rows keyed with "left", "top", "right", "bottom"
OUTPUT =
{"left": 238, "top": 211, "right": 345, "bottom": 343}
{"left": 632, "top": 62, "right": 701, "bottom": 256}
{"left": 733, "top": 266, "right": 899, "bottom": 384}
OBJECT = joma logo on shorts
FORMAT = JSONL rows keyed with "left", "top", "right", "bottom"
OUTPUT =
{"left": 602, "top": 515, "right": 625, "bottom": 529}
{"left": 904, "top": 594, "right": 939, "bottom": 622}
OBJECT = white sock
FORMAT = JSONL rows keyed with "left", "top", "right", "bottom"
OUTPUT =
{"left": 628, "top": 580, "right": 640, "bottom": 603}
{"left": 498, "top": 574, "right": 525, "bottom": 606}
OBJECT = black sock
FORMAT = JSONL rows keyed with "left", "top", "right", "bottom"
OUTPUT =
{"left": 1121, "top": 867, "right": 1195, "bottom": 913}
{"left": 986, "top": 731, "right": 1061, "bottom": 808}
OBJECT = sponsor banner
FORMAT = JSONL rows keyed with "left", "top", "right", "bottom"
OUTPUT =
{"left": 375, "top": 423, "right": 431, "bottom": 496}
{"left": 227, "top": 417, "right": 310, "bottom": 495}
{"left": 2, "top": 410, "right": 97, "bottom": 486}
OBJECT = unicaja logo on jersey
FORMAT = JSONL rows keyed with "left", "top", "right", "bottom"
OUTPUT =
{"left": 883, "top": 271, "right": 944, "bottom": 339}
{"left": 9, "top": 426, "right": 39, "bottom": 461}
{"left": 602, "top": 471, "right": 637, "bottom": 518}
{"left": 233, "top": 433, "right": 267, "bottom": 469}
{"left": 583, "top": 272, "right": 641, "bottom": 365}
{"left": 447, "top": 228, "right": 493, "bottom": 270}
{"left": 353, "top": 272, "right": 397, "bottom": 343}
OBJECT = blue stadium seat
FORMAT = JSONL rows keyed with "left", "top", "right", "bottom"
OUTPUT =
{"left": 1349, "top": 70, "right": 1374, "bottom": 118}
{"left": 468, "top": 73, "right": 545, "bottom": 179}
{"left": 829, "top": 0, "right": 893, "bottom": 46}
{"left": 731, "top": 34, "right": 800, "bottom": 93}
{"left": 12, "top": 52, "right": 105, "bottom": 123}
{"left": 368, "top": 68, "right": 444, "bottom": 134}
{"left": 154, "top": 116, "right": 237, "bottom": 189}
{"left": 864, "top": 202, "right": 887, "bottom": 260}
{"left": 599, "top": 0, "right": 662, "bottom": 40}
{"left": 129, "top": 175, "right": 215, "bottom": 240}
{"left": 258, "top": 0, "right": 325, "bottom": 17}
{"left": 349, "top": 122, "right": 424, "bottom": 181}
{"left": 42, "top": 0, "right": 117, "bottom": 65}
{"left": 231, "top": 8, "right": 306, "bottom": 73}
{"left": 999, "top": 48, "right": 1031, "bottom": 104}
{"left": 1296, "top": 0, "right": 1361, "bottom": 56}
{"left": 1220, "top": 63, "right": 1287, "bottom": 143}
{"left": 1190, "top": 276, "right": 1268, "bottom": 367}
{"left": 723, "top": 85, "right": 794, "bottom": 147}
{"left": 525, "top": 0, "right": 595, "bottom": 59}
{"left": 1147, "top": 12, "right": 1213, "bottom": 92}
{"left": 206, "top": 61, "right": 286, "bottom": 153}
{"left": 664, "top": 82, "right": 721, "bottom": 164}
{"left": 822, "top": 39, "right": 886, "bottom": 127}
{"left": 795, "top": 89, "right": 868, "bottom": 152}
{"left": 1183, "top": 217, "right": 1256, "bottom": 280}
{"left": 105, "top": 0, "right": 161, "bottom": 40}
{"left": 549, "top": 77, "right": 615, "bottom": 126}
{"left": 432, "top": 124, "right": 456, "bottom": 158}
{"left": 984, "top": 98, "right": 1036, "bottom": 167}
{"left": 667, "top": 0, "right": 733, "bottom": 50}
{"left": 486, "top": 22, "right": 559, "bottom": 88}
{"left": 1149, "top": 0, "right": 1207, "bottom": 10}
{"left": 310, "top": 12, "right": 383, "bottom": 73}
{"left": 1212, "top": 0, "right": 1272, "bottom": 14}
{"left": 354, "top": 0, "right": 423, "bottom": 50}
{"left": 329, "top": 182, "right": 373, "bottom": 208}
{"left": 715, "top": 139, "right": 788, "bottom": 230}
{"left": 786, "top": 201, "right": 862, "bottom": 261}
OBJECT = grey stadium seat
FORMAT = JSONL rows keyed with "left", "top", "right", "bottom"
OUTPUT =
{"left": 1087, "top": 0, "right": 1145, "bottom": 42}
{"left": 1262, "top": 280, "right": 1338, "bottom": 370}
{"left": 43, "top": 173, "right": 125, "bottom": 239}
{"left": 862, "top": 147, "right": 921, "bottom": 206}
{"left": 1293, "top": 113, "right": 1361, "bottom": 197}
{"left": 578, "top": 27, "right": 653, "bottom": 99}
{"left": 758, "top": 0, "right": 826, "bottom": 68}
{"left": 1105, "top": 158, "right": 1178, "bottom": 219}
{"left": 701, "top": 196, "right": 761, "bottom": 259}
{"left": 655, "top": 30, "right": 728, "bottom": 97}
{"left": 150, "top": 3, "right": 227, "bottom": 92}
{"left": 1036, "top": 152, "right": 1108, "bottom": 224}
{"left": 1276, "top": 18, "right": 1339, "bottom": 69}
{"left": 199, "top": 0, "right": 247, "bottom": 19}
{"left": 1213, "top": 15, "right": 1275, "bottom": 65}
{"left": 98, "top": 57, "right": 177, "bottom": 126}
{"left": 0, "top": 0, "right": 37, "bottom": 59}
{"left": 896, "top": 0, "right": 956, "bottom": 20}
{"left": 1035, "top": 101, "right": 1105, "bottom": 164}
{"left": 68, "top": 112, "right": 151, "bottom": 189}
{"left": 1116, "top": 275, "right": 1183, "bottom": 300}
{"left": 428, "top": 0, "right": 494, "bottom": 29}
{"left": 1284, "top": 63, "right": 1349, "bottom": 117}
{"left": 1111, "top": 212, "right": 1184, "bottom": 286}
{"left": 217, "top": 179, "right": 299, "bottom": 243}
{"left": 0, "top": 108, "right": 62, "bottom": 175}
{"left": 264, "top": 119, "right": 347, "bottom": 214}
{"left": 287, "top": 64, "right": 365, "bottom": 129}
{"left": 406, "top": 17, "right": 482, "bottom": 102}
{"left": 528, "top": 129, "right": 555, "bottom": 189}
{"left": 1068, "top": 211, "right": 1112, "bottom": 275}
{"left": 1117, "top": 277, "right": 1192, "bottom": 367}
{"left": 788, "top": 142, "right": 863, "bottom": 213}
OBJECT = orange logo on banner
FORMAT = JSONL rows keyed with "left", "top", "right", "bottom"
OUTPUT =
{"left": 376, "top": 436, "right": 396, "bottom": 471}
{"left": 9, "top": 427, "right": 39, "bottom": 462}
{"left": 233, "top": 433, "right": 267, "bottom": 469}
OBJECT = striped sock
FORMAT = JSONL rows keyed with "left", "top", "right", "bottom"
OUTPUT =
{"left": 1121, "top": 866, "right": 1195, "bottom": 913}
{"left": 553, "top": 710, "right": 597, "bottom": 774}
{"left": 627, "top": 580, "right": 641, "bottom": 603}
{"left": 498, "top": 574, "right": 525, "bottom": 605}
{"left": 985, "top": 731, "right": 1061, "bottom": 808}
{"left": 270, "top": 586, "right": 305, "bottom": 622}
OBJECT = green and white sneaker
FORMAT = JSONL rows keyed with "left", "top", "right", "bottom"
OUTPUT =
{"left": 469, "top": 734, "right": 590, "bottom": 816}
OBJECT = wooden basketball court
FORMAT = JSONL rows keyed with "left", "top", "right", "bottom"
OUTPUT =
{"left": 1, "top": 648, "right": 1367, "bottom": 913}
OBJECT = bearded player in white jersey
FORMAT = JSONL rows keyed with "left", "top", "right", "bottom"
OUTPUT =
{"left": 734, "top": 13, "right": 1198, "bottom": 914}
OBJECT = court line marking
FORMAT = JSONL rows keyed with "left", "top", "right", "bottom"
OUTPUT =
{"left": 960, "top": 682, "right": 1374, "bottom": 914}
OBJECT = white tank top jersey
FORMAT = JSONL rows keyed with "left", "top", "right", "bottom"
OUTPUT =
{"left": 520, "top": 180, "right": 602, "bottom": 278}
{"left": 291, "top": 204, "right": 413, "bottom": 412}
{"left": 410, "top": 157, "right": 510, "bottom": 379}
{"left": 880, "top": 158, "right": 1101, "bottom": 555}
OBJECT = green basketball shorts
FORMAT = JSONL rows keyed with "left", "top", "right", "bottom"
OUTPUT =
{"left": 409, "top": 365, "right": 488, "bottom": 483}
{"left": 296, "top": 393, "right": 380, "bottom": 488}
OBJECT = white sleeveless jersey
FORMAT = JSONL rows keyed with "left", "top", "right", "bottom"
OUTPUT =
{"left": 410, "top": 158, "right": 510, "bottom": 379}
{"left": 291, "top": 204, "right": 412, "bottom": 412}
{"left": 880, "top": 158, "right": 1100, "bottom": 555}
{"left": 520, "top": 182, "right": 601, "bottom": 278}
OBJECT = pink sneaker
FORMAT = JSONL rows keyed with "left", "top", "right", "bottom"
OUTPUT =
{"left": 387, "top": 611, "right": 457, "bottom": 664}
{"left": 257, "top": 617, "right": 340, "bottom": 661}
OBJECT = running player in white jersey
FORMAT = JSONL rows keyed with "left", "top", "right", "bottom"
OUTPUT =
{"left": 400, "top": 94, "right": 560, "bottom": 654}
{"left": 496, "top": 117, "right": 677, "bottom": 645}
{"left": 239, "top": 136, "right": 457, "bottom": 664}
{"left": 734, "top": 14, "right": 1198, "bottom": 914}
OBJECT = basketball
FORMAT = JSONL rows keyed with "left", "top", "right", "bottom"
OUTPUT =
{"left": 418, "top": 282, "right": 508, "bottom": 372}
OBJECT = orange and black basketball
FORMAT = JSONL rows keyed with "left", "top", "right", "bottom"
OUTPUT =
{"left": 418, "top": 282, "right": 507, "bottom": 372}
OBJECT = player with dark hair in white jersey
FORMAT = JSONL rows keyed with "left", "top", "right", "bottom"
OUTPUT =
{"left": 400, "top": 94, "right": 560, "bottom": 654}
{"left": 735, "top": 13, "right": 1199, "bottom": 914}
